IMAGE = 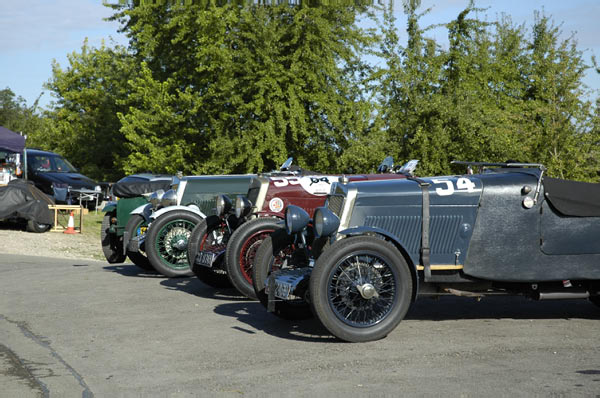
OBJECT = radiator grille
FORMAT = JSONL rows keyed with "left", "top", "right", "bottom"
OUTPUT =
{"left": 327, "top": 195, "right": 345, "bottom": 218}
{"left": 247, "top": 187, "right": 260, "bottom": 207}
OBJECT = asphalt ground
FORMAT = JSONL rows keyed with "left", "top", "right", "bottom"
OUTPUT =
{"left": 1, "top": 253, "right": 599, "bottom": 397}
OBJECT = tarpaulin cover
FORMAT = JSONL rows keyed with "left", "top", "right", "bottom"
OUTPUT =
{"left": 543, "top": 177, "right": 600, "bottom": 217}
{"left": 0, "top": 126, "right": 25, "bottom": 153}
{"left": 0, "top": 179, "right": 54, "bottom": 225}
{"left": 112, "top": 174, "right": 173, "bottom": 198}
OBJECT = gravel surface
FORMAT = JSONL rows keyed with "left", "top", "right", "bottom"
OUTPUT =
{"left": 0, "top": 223, "right": 103, "bottom": 261}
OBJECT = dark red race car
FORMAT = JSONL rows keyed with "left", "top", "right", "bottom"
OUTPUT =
{"left": 186, "top": 158, "right": 418, "bottom": 298}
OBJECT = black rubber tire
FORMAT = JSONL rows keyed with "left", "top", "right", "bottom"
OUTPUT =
{"left": 26, "top": 219, "right": 51, "bottom": 233}
{"left": 310, "top": 236, "right": 413, "bottom": 343}
{"left": 187, "top": 219, "right": 232, "bottom": 288}
{"left": 145, "top": 210, "right": 203, "bottom": 277}
{"left": 252, "top": 228, "right": 314, "bottom": 320}
{"left": 124, "top": 214, "right": 154, "bottom": 271}
{"left": 225, "top": 217, "right": 281, "bottom": 299}
{"left": 100, "top": 213, "right": 126, "bottom": 263}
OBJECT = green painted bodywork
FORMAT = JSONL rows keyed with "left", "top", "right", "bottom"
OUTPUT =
{"left": 179, "top": 175, "right": 255, "bottom": 216}
{"left": 102, "top": 196, "right": 149, "bottom": 237}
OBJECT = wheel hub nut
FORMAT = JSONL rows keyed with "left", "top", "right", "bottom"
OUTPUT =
{"left": 173, "top": 239, "right": 187, "bottom": 250}
{"left": 357, "top": 283, "right": 377, "bottom": 299}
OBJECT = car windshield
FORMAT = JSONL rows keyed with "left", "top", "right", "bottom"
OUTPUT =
{"left": 29, "top": 154, "right": 77, "bottom": 173}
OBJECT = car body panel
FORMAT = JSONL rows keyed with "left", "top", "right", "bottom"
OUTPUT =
{"left": 178, "top": 175, "right": 255, "bottom": 216}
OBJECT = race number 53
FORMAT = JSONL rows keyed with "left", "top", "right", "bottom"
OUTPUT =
{"left": 431, "top": 178, "right": 476, "bottom": 196}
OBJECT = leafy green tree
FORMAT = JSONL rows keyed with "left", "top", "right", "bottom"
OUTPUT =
{"left": 114, "top": 2, "right": 377, "bottom": 175}
{"left": 0, "top": 87, "right": 45, "bottom": 142}
{"left": 39, "top": 41, "right": 137, "bottom": 181}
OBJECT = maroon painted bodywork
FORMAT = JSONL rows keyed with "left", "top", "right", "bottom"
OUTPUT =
{"left": 249, "top": 173, "right": 408, "bottom": 219}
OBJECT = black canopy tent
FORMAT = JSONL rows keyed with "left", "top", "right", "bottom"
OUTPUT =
{"left": 0, "top": 126, "right": 25, "bottom": 153}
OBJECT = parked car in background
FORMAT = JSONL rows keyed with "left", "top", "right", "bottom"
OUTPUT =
{"left": 25, "top": 148, "right": 101, "bottom": 209}
{"left": 256, "top": 161, "right": 600, "bottom": 342}
{"left": 101, "top": 173, "right": 173, "bottom": 268}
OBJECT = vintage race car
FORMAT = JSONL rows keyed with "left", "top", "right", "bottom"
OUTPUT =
{"left": 187, "top": 158, "right": 418, "bottom": 298}
{"left": 101, "top": 173, "right": 173, "bottom": 268}
{"left": 130, "top": 174, "right": 256, "bottom": 277}
{"left": 254, "top": 161, "right": 600, "bottom": 342}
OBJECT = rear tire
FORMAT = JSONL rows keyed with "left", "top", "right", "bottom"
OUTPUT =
{"left": 252, "top": 228, "right": 314, "bottom": 320}
{"left": 26, "top": 219, "right": 51, "bottom": 233}
{"left": 100, "top": 213, "right": 126, "bottom": 263}
{"left": 225, "top": 217, "right": 281, "bottom": 299}
{"left": 124, "top": 214, "right": 154, "bottom": 271}
{"left": 310, "top": 236, "right": 413, "bottom": 342}
{"left": 187, "top": 219, "right": 232, "bottom": 288}
{"left": 145, "top": 210, "right": 202, "bottom": 277}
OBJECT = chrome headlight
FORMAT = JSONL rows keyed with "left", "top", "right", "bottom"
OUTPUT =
{"left": 160, "top": 189, "right": 177, "bottom": 208}
{"left": 149, "top": 189, "right": 165, "bottom": 210}
{"left": 235, "top": 195, "right": 253, "bottom": 219}
{"left": 313, "top": 207, "right": 340, "bottom": 238}
{"left": 216, "top": 195, "right": 232, "bottom": 217}
{"left": 285, "top": 205, "right": 310, "bottom": 235}
{"left": 95, "top": 185, "right": 102, "bottom": 192}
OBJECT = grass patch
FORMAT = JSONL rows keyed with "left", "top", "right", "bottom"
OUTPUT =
{"left": 82, "top": 211, "right": 104, "bottom": 238}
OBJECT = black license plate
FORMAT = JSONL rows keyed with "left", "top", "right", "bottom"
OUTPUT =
{"left": 195, "top": 250, "right": 224, "bottom": 268}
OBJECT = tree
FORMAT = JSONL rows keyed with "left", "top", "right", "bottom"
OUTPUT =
{"left": 0, "top": 87, "right": 45, "bottom": 142}
{"left": 113, "top": 2, "right": 377, "bottom": 175}
{"left": 39, "top": 41, "right": 137, "bottom": 181}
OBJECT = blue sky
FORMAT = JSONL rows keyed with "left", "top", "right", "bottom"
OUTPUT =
{"left": 1, "top": 0, "right": 598, "bottom": 110}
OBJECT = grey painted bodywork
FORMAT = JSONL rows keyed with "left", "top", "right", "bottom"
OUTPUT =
{"left": 330, "top": 168, "right": 600, "bottom": 282}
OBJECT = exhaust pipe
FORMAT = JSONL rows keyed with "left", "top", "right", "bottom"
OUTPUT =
{"left": 537, "top": 291, "right": 590, "bottom": 300}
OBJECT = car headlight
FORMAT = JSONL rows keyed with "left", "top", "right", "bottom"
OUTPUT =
{"left": 235, "top": 195, "right": 253, "bottom": 219}
{"left": 285, "top": 205, "right": 310, "bottom": 235}
{"left": 160, "top": 189, "right": 177, "bottom": 208}
{"left": 149, "top": 189, "right": 165, "bottom": 210}
{"left": 216, "top": 195, "right": 232, "bottom": 217}
{"left": 313, "top": 207, "right": 340, "bottom": 238}
{"left": 95, "top": 185, "right": 101, "bottom": 192}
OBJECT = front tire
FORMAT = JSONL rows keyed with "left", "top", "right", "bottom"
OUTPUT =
{"left": 252, "top": 228, "right": 313, "bottom": 320}
{"left": 100, "top": 213, "right": 126, "bottom": 263}
{"left": 225, "top": 217, "right": 281, "bottom": 299}
{"left": 187, "top": 219, "right": 232, "bottom": 288}
{"left": 145, "top": 210, "right": 202, "bottom": 277}
{"left": 310, "top": 236, "right": 413, "bottom": 343}
{"left": 124, "top": 214, "right": 154, "bottom": 271}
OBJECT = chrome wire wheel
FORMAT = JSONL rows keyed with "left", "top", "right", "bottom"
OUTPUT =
{"left": 327, "top": 253, "right": 397, "bottom": 328}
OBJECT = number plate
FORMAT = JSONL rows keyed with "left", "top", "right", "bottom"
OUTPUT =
{"left": 195, "top": 250, "right": 224, "bottom": 268}
{"left": 273, "top": 281, "right": 292, "bottom": 300}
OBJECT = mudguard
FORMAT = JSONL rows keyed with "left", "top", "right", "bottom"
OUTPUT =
{"left": 149, "top": 204, "right": 206, "bottom": 221}
{"left": 338, "top": 226, "right": 419, "bottom": 301}
{"left": 101, "top": 201, "right": 117, "bottom": 213}
{"left": 130, "top": 203, "right": 153, "bottom": 223}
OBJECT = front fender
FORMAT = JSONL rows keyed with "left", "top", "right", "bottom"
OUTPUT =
{"left": 101, "top": 201, "right": 117, "bottom": 213}
{"left": 150, "top": 205, "right": 206, "bottom": 221}
{"left": 338, "top": 226, "right": 419, "bottom": 301}
{"left": 131, "top": 203, "right": 153, "bottom": 223}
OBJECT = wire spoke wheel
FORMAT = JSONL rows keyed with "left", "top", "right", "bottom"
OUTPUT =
{"left": 328, "top": 253, "right": 397, "bottom": 328}
{"left": 238, "top": 229, "right": 274, "bottom": 284}
{"left": 156, "top": 219, "right": 196, "bottom": 270}
{"left": 310, "top": 236, "right": 412, "bottom": 342}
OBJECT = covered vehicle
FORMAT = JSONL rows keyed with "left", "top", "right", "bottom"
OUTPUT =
{"left": 101, "top": 173, "right": 173, "bottom": 267}
{"left": 255, "top": 161, "right": 600, "bottom": 342}
{"left": 188, "top": 158, "right": 418, "bottom": 299}
{"left": 0, "top": 179, "right": 54, "bottom": 232}
{"left": 25, "top": 148, "right": 101, "bottom": 208}
{"left": 129, "top": 174, "right": 256, "bottom": 277}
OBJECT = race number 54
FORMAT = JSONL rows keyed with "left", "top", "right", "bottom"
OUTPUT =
{"left": 431, "top": 178, "right": 476, "bottom": 196}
